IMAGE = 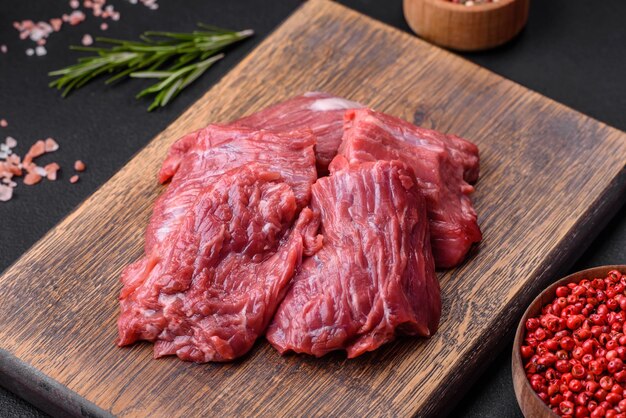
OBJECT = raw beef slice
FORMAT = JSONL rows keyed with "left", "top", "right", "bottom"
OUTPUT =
{"left": 266, "top": 160, "right": 441, "bottom": 358}
{"left": 332, "top": 108, "right": 482, "bottom": 268}
{"left": 149, "top": 124, "right": 317, "bottom": 253}
{"left": 230, "top": 92, "right": 478, "bottom": 182}
{"left": 118, "top": 165, "right": 321, "bottom": 362}
{"left": 230, "top": 91, "right": 363, "bottom": 171}
{"left": 118, "top": 124, "right": 318, "bottom": 362}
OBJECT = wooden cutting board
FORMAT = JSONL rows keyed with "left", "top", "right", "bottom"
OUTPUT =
{"left": 1, "top": 1, "right": 626, "bottom": 416}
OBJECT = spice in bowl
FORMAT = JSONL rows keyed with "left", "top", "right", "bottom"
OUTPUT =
{"left": 521, "top": 269, "right": 626, "bottom": 417}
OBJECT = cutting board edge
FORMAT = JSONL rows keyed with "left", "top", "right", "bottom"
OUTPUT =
{"left": 0, "top": 349, "right": 112, "bottom": 418}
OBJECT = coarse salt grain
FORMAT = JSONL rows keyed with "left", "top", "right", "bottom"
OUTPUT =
{"left": 45, "top": 163, "right": 61, "bottom": 181}
{"left": 0, "top": 119, "right": 7, "bottom": 128}
{"left": 0, "top": 45, "right": 7, "bottom": 53}
{"left": 82, "top": 34, "right": 93, "bottom": 46}
{"left": 70, "top": 0, "right": 80, "bottom": 8}
{"left": 68, "top": 10, "right": 86, "bottom": 26}
{"left": 74, "top": 160, "right": 86, "bottom": 172}
{"left": 50, "top": 18, "right": 62, "bottom": 32}
{"left": 35, "top": 166, "right": 47, "bottom": 177}
{"left": 100, "top": 23, "right": 108, "bottom": 31}
{"left": 44, "top": 137, "right": 59, "bottom": 152}
{"left": 0, "top": 185, "right": 13, "bottom": 201}
{"left": 70, "top": 174, "right": 79, "bottom": 184}
{"left": 23, "top": 172, "right": 42, "bottom": 186}
{"left": 5, "top": 136, "right": 17, "bottom": 148}
{"left": 25, "top": 48, "right": 34, "bottom": 56}
{"left": 35, "top": 46, "right": 47, "bottom": 56}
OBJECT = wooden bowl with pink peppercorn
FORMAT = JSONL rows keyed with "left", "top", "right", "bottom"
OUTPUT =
{"left": 403, "top": 0, "right": 530, "bottom": 51}
{"left": 513, "top": 265, "right": 626, "bottom": 417}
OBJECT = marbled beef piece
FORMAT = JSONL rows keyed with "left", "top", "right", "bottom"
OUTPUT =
{"left": 118, "top": 165, "right": 321, "bottom": 362}
{"left": 118, "top": 123, "right": 318, "bottom": 362}
{"left": 267, "top": 160, "right": 440, "bottom": 358}
{"left": 332, "top": 108, "right": 481, "bottom": 268}
{"left": 229, "top": 92, "right": 478, "bottom": 182}
{"left": 150, "top": 125, "right": 316, "bottom": 253}
{"left": 229, "top": 91, "right": 363, "bottom": 172}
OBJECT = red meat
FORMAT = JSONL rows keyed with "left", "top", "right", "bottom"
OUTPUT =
{"left": 229, "top": 91, "right": 363, "bottom": 171}
{"left": 118, "top": 123, "right": 319, "bottom": 362}
{"left": 266, "top": 160, "right": 440, "bottom": 358}
{"left": 331, "top": 108, "right": 481, "bottom": 268}
{"left": 149, "top": 125, "right": 316, "bottom": 253}
{"left": 118, "top": 165, "right": 321, "bottom": 362}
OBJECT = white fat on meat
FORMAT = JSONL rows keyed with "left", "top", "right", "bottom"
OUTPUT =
{"left": 309, "top": 97, "right": 363, "bottom": 112}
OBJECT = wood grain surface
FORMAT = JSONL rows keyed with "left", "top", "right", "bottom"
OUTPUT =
{"left": 1, "top": 1, "right": 626, "bottom": 416}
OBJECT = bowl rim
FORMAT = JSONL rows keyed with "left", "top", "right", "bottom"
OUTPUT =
{"left": 421, "top": 0, "right": 518, "bottom": 13}
{"left": 512, "top": 265, "right": 626, "bottom": 417}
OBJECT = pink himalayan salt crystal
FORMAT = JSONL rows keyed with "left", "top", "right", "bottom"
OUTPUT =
{"left": 70, "top": 0, "right": 80, "bottom": 8}
{"left": 100, "top": 23, "right": 108, "bottom": 31}
{"left": 23, "top": 172, "right": 42, "bottom": 186}
{"left": 44, "top": 137, "right": 59, "bottom": 152}
{"left": 22, "top": 140, "right": 46, "bottom": 166}
{"left": 81, "top": 34, "right": 93, "bottom": 46}
{"left": 6, "top": 136, "right": 17, "bottom": 148}
{"left": 45, "top": 163, "right": 61, "bottom": 181}
{"left": 69, "top": 175, "right": 79, "bottom": 184}
{"left": 0, "top": 119, "right": 7, "bottom": 128}
{"left": 50, "top": 18, "right": 62, "bottom": 32}
{"left": 74, "top": 160, "right": 86, "bottom": 172}
{"left": 0, "top": 45, "right": 7, "bottom": 53}
{"left": 67, "top": 11, "right": 86, "bottom": 26}
{"left": 0, "top": 184, "right": 13, "bottom": 201}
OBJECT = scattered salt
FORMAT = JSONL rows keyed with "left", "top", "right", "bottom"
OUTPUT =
{"left": 0, "top": 185, "right": 13, "bottom": 201}
{"left": 45, "top": 163, "right": 61, "bottom": 181}
{"left": 0, "top": 119, "right": 7, "bottom": 128}
{"left": 68, "top": 10, "right": 86, "bottom": 26}
{"left": 44, "top": 138, "right": 59, "bottom": 152}
{"left": 81, "top": 34, "right": 93, "bottom": 46}
{"left": 70, "top": 175, "right": 80, "bottom": 184}
{"left": 14, "top": 0, "right": 160, "bottom": 55}
{"left": 23, "top": 172, "right": 42, "bottom": 186}
{"left": 74, "top": 160, "right": 86, "bottom": 172}
{"left": 50, "top": 18, "right": 63, "bottom": 32}
{"left": 5, "top": 137, "right": 17, "bottom": 148}
{"left": 0, "top": 45, "right": 7, "bottom": 53}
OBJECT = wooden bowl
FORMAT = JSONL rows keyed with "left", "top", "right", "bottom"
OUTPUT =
{"left": 403, "top": 0, "right": 530, "bottom": 51}
{"left": 512, "top": 265, "right": 626, "bottom": 417}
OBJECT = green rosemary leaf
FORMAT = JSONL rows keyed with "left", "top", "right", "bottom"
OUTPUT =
{"left": 49, "top": 23, "right": 253, "bottom": 111}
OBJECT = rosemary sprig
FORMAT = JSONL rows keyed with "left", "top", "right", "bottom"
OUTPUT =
{"left": 49, "top": 24, "right": 253, "bottom": 111}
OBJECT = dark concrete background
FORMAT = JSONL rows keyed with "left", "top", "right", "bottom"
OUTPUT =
{"left": 1, "top": 1, "right": 624, "bottom": 416}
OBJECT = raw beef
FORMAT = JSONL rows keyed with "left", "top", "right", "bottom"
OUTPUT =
{"left": 149, "top": 125, "right": 316, "bottom": 252}
{"left": 229, "top": 91, "right": 363, "bottom": 171}
{"left": 266, "top": 160, "right": 440, "bottom": 358}
{"left": 230, "top": 92, "right": 478, "bottom": 182}
{"left": 118, "top": 165, "right": 321, "bottom": 362}
{"left": 118, "top": 124, "right": 319, "bottom": 362}
{"left": 332, "top": 108, "right": 481, "bottom": 268}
